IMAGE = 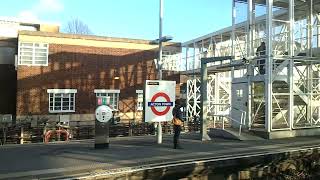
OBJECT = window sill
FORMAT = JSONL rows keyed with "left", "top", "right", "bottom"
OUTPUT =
{"left": 18, "top": 64, "right": 48, "bottom": 66}
{"left": 49, "top": 110, "right": 75, "bottom": 113}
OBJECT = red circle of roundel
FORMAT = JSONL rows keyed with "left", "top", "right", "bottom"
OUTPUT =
{"left": 150, "top": 92, "right": 171, "bottom": 116}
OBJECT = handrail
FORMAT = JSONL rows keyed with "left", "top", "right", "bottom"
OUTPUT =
{"left": 210, "top": 104, "right": 246, "bottom": 136}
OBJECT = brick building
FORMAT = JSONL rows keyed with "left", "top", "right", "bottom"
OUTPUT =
{"left": 0, "top": 19, "right": 183, "bottom": 130}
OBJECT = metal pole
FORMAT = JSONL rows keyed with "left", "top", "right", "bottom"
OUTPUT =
{"left": 193, "top": 42, "right": 196, "bottom": 79}
{"left": 159, "top": 0, "right": 163, "bottom": 80}
{"left": 247, "top": 0, "right": 253, "bottom": 129}
{"left": 185, "top": 47, "right": 189, "bottom": 71}
{"left": 289, "top": 0, "right": 294, "bottom": 130}
{"left": 157, "top": 0, "right": 163, "bottom": 144}
{"left": 266, "top": 0, "right": 273, "bottom": 133}
{"left": 317, "top": 14, "right": 320, "bottom": 48}
{"left": 307, "top": 0, "right": 313, "bottom": 56}
{"left": 307, "top": 0, "right": 313, "bottom": 125}
{"left": 248, "top": 0, "right": 253, "bottom": 57}
{"left": 200, "top": 60, "right": 211, "bottom": 141}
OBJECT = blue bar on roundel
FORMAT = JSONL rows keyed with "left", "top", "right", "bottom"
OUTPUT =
{"left": 148, "top": 102, "right": 173, "bottom": 107}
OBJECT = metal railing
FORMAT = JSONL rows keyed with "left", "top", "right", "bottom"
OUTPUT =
{"left": 210, "top": 104, "right": 246, "bottom": 136}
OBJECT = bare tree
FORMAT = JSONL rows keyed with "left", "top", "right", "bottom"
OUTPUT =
{"left": 64, "top": 18, "right": 93, "bottom": 35}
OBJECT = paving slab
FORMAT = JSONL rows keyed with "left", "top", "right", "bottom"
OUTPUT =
{"left": 0, "top": 133, "right": 320, "bottom": 179}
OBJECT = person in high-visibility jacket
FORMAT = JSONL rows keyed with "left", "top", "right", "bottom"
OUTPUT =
{"left": 172, "top": 99, "right": 183, "bottom": 149}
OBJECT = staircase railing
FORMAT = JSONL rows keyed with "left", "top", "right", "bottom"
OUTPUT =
{"left": 210, "top": 104, "right": 246, "bottom": 136}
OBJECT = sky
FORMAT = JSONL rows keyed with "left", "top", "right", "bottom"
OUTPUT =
{"left": 0, "top": 0, "right": 232, "bottom": 42}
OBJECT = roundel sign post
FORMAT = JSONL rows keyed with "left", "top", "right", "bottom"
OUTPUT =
{"left": 145, "top": 80, "right": 176, "bottom": 123}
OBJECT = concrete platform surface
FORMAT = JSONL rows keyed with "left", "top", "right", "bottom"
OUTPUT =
{"left": 0, "top": 133, "right": 320, "bottom": 179}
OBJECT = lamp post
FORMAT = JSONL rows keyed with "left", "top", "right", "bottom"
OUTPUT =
{"left": 150, "top": 35, "right": 173, "bottom": 78}
{"left": 151, "top": 0, "right": 173, "bottom": 144}
{"left": 159, "top": 0, "right": 163, "bottom": 80}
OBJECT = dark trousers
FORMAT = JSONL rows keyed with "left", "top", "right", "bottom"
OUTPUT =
{"left": 259, "top": 59, "right": 265, "bottom": 74}
{"left": 173, "top": 125, "right": 181, "bottom": 148}
{"left": 259, "top": 65, "right": 265, "bottom": 74}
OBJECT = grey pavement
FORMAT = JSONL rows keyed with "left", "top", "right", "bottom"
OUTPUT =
{"left": 0, "top": 133, "right": 320, "bottom": 179}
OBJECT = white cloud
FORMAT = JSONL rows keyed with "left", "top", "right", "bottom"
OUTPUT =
{"left": 35, "top": 0, "right": 64, "bottom": 13}
{"left": 17, "top": 0, "right": 63, "bottom": 22}
{"left": 18, "top": 10, "right": 39, "bottom": 22}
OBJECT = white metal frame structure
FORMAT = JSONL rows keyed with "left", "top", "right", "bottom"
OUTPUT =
{"left": 179, "top": 0, "right": 320, "bottom": 138}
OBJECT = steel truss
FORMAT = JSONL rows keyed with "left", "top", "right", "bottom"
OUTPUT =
{"left": 186, "top": 72, "right": 231, "bottom": 122}
{"left": 180, "top": 0, "right": 320, "bottom": 137}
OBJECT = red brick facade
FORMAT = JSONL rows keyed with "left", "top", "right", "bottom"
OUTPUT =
{"left": 16, "top": 43, "right": 182, "bottom": 122}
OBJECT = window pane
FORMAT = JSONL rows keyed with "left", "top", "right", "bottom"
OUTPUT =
{"left": 62, "top": 103, "right": 69, "bottom": 111}
{"left": 116, "top": 93, "right": 119, "bottom": 109}
{"left": 19, "top": 42, "right": 48, "bottom": 66}
{"left": 20, "top": 61, "right": 33, "bottom": 64}
{"left": 110, "top": 98, "right": 114, "bottom": 104}
{"left": 20, "top": 52, "right": 32, "bottom": 56}
{"left": 21, "top": 43, "right": 33, "bottom": 47}
{"left": 34, "top": 57, "right": 46, "bottom": 60}
{"left": 20, "top": 56, "right": 32, "bottom": 60}
{"left": 34, "top": 52, "right": 47, "bottom": 57}
{"left": 35, "top": 48, "right": 47, "bottom": 52}
{"left": 138, "top": 93, "right": 143, "bottom": 102}
{"left": 54, "top": 106, "right": 61, "bottom": 111}
{"left": 54, "top": 101, "right": 61, "bottom": 106}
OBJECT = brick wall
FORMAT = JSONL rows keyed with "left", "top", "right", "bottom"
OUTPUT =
{"left": 16, "top": 44, "right": 158, "bottom": 121}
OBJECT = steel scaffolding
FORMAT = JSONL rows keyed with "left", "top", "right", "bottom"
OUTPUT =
{"left": 178, "top": 0, "right": 320, "bottom": 138}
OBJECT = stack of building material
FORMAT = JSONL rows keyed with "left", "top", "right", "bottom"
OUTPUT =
{"left": 3, "top": 126, "right": 20, "bottom": 144}
{"left": 71, "top": 125, "right": 94, "bottom": 140}
{"left": 110, "top": 123, "right": 129, "bottom": 137}
{"left": 130, "top": 122, "right": 154, "bottom": 136}
{"left": 187, "top": 120, "right": 201, "bottom": 132}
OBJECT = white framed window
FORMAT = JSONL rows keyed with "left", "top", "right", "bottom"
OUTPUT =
{"left": 18, "top": 42, "right": 49, "bottom": 66}
{"left": 236, "top": 89, "right": 243, "bottom": 98}
{"left": 136, "top": 90, "right": 143, "bottom": 111}
{"left": 47, "top": 89, "right": 77, "bottom": 113}
{"left": 94, "top": 89, "right": 120, "bottom": 110}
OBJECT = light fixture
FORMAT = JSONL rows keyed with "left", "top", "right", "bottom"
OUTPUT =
{"left": 113, "top": 59, "right": 120, "bottom": 80}
{"left": 150, "top": 35, "right": 173, "bottom": 45}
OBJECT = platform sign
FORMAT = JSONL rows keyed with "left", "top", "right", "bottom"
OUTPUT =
{"left": 145, "top": 80, "right": 176, "bottom": 122}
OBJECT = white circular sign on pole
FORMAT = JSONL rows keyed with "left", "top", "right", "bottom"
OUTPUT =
{"left": 95, "top": 105, "right": 113, "bottom": 123}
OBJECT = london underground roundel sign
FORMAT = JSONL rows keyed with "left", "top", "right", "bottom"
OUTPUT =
{"left": 145, "top": 80, "right": 176, "bottom": 122}
{"left": 149, "top": 92, "right": 173, "bottom": 116}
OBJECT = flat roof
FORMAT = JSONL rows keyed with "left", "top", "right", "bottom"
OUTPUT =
{"left": 19, "top": 30, "right": 181, "bottom": 46}
{"left": 0, "top": 16, "right": 60, "bottom": 26}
